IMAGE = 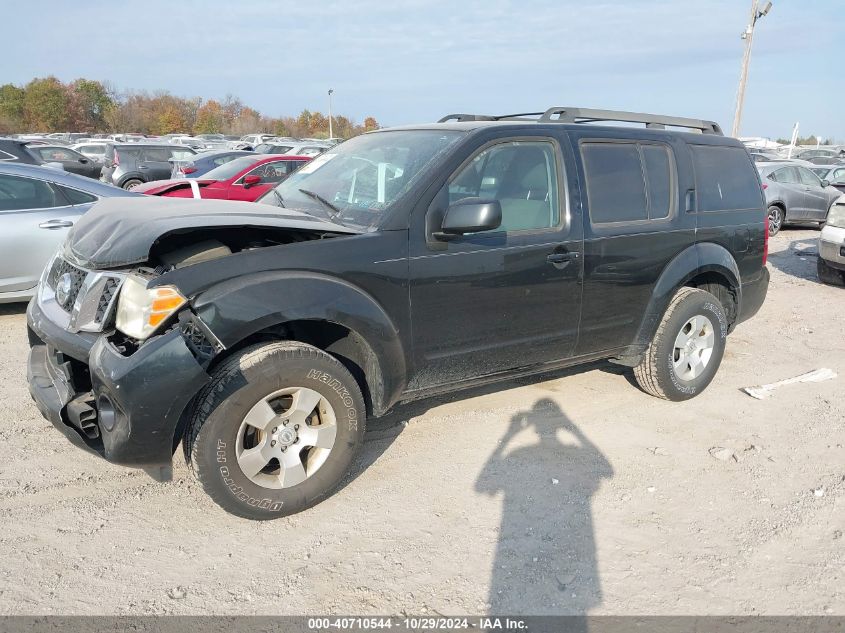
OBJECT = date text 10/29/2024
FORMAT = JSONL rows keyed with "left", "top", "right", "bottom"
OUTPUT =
{"left": 307, "top": 617, "right": 528, "bottom": 631}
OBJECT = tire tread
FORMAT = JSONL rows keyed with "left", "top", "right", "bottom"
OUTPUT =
{"left": 634, "top": 287, "right": 705, "bottom": 400}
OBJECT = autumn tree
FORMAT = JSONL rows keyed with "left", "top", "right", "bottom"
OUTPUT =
{"left": 22, "top": 77, "right": 69, "bottom": 131}
{"left": 66, "top": 79, "right": 114, "bottom": 131}
{"left": 363, "top": 116, "right": 379, "bottom": 132}
{"left": 1, "top": 76, "right": 375, "bottom": 139}
{"left": 194, "top": 99, "right": 225, "bottom": 133}
{"left": 0, "top": 83, "right": 25, "bottom": 133}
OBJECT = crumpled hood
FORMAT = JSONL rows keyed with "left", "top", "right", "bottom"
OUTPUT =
{"left": 65, "top": 197, "right": 360, "bottom": 269}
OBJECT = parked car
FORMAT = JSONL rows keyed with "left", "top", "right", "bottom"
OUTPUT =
{"left": 228, "top": 134, "right": 275, "bottom": 150}
{"left": 169, "top": 150, "right": 255, "bottom": 179}
{"left": 27, "top": 145, "right": 102, "bottom": 179}
{"left": 254, "top": 141, "right": 330, "bottom": 157}
{"left": 133, "top": 154, "right": 310, "bottom": 201}
{"left": 26, "top": 106, "right": 770, "bottom": 519}
{"left": 0, "top": 163, "right": 139, "bottom": 303}
{"left": 100, "top": 143, "right": 197, "bottom": 189}
{"left": 797, "top": 148, "right": 845, "bottom": 161}
{"left": 71, "top": 141, "right": 113, "bottom": 164}
{"left": 810, "top": 165, "right": 845, "bottom": 193}
{"left": 0, "top": 137, "right": 50, "bottom": 165}
{"left": 817, "top": 195, "right": 845, "bottom": 286}
{"left": 758, "top": 162, "right": 842, "bottom": 235}
{"left": 169, "top": 136, "right": 207, "bottom": 150}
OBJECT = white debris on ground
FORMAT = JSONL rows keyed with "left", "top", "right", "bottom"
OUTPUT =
{"left": 743, "top": 368, "right": 837, "bottom": 399}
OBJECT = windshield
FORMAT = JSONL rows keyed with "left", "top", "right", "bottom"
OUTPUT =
{"left": 201, "top": 155, "right": 264, "bottom": 180}
{"left": 256, "top": 130, "right": 464, "bottom": 228}
{"left": 810, "top": 167, "right": 830, "bottom": 177}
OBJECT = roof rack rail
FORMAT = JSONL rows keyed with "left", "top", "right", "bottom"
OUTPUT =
{"left": 438, "top": 107, "right": 723, "bottom": 135}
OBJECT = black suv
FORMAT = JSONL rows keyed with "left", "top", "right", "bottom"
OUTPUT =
{"left": 27, "top": 107, "right": 769, "bottom": 519}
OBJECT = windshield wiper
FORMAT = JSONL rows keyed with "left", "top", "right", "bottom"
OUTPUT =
{"left": 271, "top": 188, "right": 286, "bottom": 208}
{"left": 298, "top": 188, "right": 342, "bottom": 222}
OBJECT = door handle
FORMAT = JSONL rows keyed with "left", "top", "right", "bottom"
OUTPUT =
{"left": 547, "top": 251, "right": 579, "bottom": 268}
{"left": 138, "top": 165, "right": 149, "bottom": 169}
{"left": 39, "top": 220, "right": 74, "bottom": 229}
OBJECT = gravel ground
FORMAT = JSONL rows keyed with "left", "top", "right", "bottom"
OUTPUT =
{"left": 0, "top": 228, "right": 842, "bottom": 616}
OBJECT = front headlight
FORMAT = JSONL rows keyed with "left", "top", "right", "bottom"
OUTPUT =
{"left": 827, "top": 204, "right": 845, "bottom": 229}
{"left": 115, "top": 274, "right": 187, "bottom": 340}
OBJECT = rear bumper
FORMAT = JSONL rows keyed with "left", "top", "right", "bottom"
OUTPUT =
{"left": 27, "top": 298, "right": 211, "bottom": 477}
{"left": 737, "top": 266, "right": 770, "bottom": 326}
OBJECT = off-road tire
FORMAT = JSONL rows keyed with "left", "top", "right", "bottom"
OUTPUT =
{"left": 185, "top": 341, "right": 366, "bottom": 520}
{"left": 817, "top": 256, "right": 845, "bottom": 286}
{"left": 121, "top": 178, "right": 143, "bottom": 190}
{"left": 767, "top": 205, "right": 784, "bottom": 236}
{"left": 634, "top": 287, "right": 728, "bottom": 401}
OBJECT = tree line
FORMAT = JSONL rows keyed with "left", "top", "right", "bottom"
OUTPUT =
{"left": 0, "top": 76, "right": 379, "bottom": 138}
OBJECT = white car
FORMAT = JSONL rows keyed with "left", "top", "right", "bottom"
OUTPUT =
{"left": 71, "top": 141, "right": 113, "bottom": 164}
{"left": 818, "top": 195, "right": 845, "bottom": 286}
{"left": 169, "top": 136, "right": 207, "bottom": 150}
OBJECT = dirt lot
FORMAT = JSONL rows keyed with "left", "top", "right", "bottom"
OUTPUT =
{"left": 0, "top": 228, "right": 842, "bottom": 616}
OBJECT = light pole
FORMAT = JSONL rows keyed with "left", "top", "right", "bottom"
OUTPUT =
{"left": 327, "top": 89, "right": 334, "bottom": 139}
{"left": 731, "top": 0, "right": 773, "bottom": 137}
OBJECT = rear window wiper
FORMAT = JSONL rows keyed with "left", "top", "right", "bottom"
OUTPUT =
{"left": 271, "top": 188, "right": 286, "bottom": 208}
{"left": 298, "top": 188, "right": 342, "bottom": 222}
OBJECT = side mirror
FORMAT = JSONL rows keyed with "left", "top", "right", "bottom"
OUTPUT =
{"left": 821, "top": 179, "right": 830, "bottom": 188}
{"left": 434, "top": 198, "right": 502, "bottom": 240}
{"left": 243, "top": 174, "right": 262, "bottom": 187}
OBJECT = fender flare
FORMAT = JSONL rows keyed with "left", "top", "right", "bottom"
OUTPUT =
{"left": 192, "top": 271, "right": 406, "bottom": 416}
{"left": 633, "top": 242, "right": 741, "bottom": 348}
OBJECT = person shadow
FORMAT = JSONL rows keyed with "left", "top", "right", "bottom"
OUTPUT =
{"left": 476, "top": 398, "right": 612, "bottom": 620}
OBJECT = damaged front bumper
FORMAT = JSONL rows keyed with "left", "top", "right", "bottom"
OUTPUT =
{"left": 27, "top": 298, "right": 212, "bottom": 480}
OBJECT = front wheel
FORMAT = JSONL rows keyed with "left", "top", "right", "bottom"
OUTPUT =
{"left": 185, "top": 341, "right": 366, "bottom": 520}
{"left": 767, "top": 205, "right": 784, "bottom": 236}
{"left": 634, "top": 287, "right": 728, "bottom": 401}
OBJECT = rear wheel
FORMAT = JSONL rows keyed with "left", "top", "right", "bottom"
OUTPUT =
{"left": 767, "top": 205, "right": 784, "bottom": 236}
{"left": 634, "top": 287, "right": 728, "bottom": 401}
{"left": 121, "top": 178, "right": 143, "bottom": 190}
{"left": 817, "top": 256, "right": 845, "bottom": 286}
{"left": 186, "top": 341, "right": 366, "bottom": 520}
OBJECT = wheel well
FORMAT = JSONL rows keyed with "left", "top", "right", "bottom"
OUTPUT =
{"left": 685, "top": 272, "right": 738, "bottom": 327}
{"left": 768, "top": 201, "right": 785, "bottom": 213}
{"left": 206, "top": 319, "right": 379, "bottom": 416}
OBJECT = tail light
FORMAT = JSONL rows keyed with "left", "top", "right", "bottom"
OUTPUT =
{"left": 763, "top": 214, "right": 769, "bottom": 266}
{"left": 180, "top": 165, "right": 197, "bottom": 175}
{"left": 761, "top": 183, "right": 768, "bottom": 190}
{"left": 112, "top": 149, "right": 120, "bottom": 167}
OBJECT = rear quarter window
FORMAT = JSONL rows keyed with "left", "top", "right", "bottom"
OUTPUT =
{"left": 691, "top": 145, "right": 762, "bottom": 212}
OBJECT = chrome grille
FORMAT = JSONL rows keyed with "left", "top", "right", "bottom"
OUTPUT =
{"left": 39, "top": 256, "right": 125, "bottom": 333}
{"left": 96, "top": 277, "right": 120, "bottom": 322}
{"left": 48, "top": 258, "right": 87, "bottom": 311}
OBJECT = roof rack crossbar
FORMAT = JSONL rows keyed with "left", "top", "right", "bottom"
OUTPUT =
{"left": 540, "top": 107, "right": 723, "bottom": 135}
{"left": 438, "top": 108, "right": 723, "bottom": 135}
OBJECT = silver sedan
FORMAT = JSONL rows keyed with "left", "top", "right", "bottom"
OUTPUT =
{"left": 0, "top": 163, "right": 139, "bottom": 303}
{"left": 757, "top": 161, "right": 842, "bottom": 236}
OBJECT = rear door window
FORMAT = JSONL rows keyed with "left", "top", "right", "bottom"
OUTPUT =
{"left": 141, "top": 147, "right": 171, "bottom": 162}
{"left": 690, "top": 145, "right": 762, "bottom": 212}
{"left": 772, "top": 167, "right": 799, "bottom": 184}
{"left": 797, "top": 167, "right": 822, "bottom": 187}
{"left": 581, "top": 141, "right": 675, "bottom": 223}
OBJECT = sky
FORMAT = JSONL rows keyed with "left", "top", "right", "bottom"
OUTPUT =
{"left": 6, "top": 0, "right": 843, "bottom": 140}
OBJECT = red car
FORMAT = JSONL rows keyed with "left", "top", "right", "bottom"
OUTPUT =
{"left": 132, "top": 154, "right": 311, "bottom": 201}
